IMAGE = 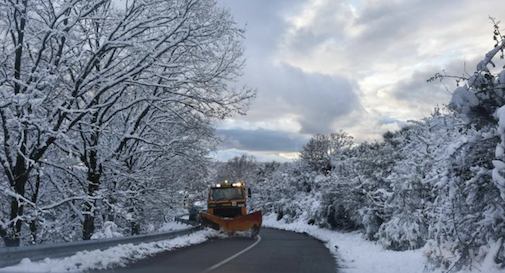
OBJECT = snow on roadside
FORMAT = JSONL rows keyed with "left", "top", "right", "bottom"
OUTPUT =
{"left": 157, "top": 221, "right": 191, "bottom": 232}
{"left": 264, "top": 214, "right": 505, "bottom": 273}
{"left": 90, "top": 221, "right": 123, "bottom": 240}
{"left": 0, "top": 228, "right": 218, "bottom": 273}
{"left": 263, "top": 214, "right": 426, "bottom": 273}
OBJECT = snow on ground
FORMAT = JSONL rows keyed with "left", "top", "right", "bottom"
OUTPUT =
{"left": 0, "top": 228, "right": 219, "bottom": 273}
{"left": 263, "top": 214, "right": 426, "bottom": 273}
{"left": 264, "top": 214, "right": 504, "bottom": 273}
{"left": 157, "top": 221, "right": 191, "bottom": 232}
{"left": 90, "top": 221, "right": 123, "bottom": 240}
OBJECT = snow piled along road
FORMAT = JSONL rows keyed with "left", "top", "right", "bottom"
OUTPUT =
{"left": 0, "top": 223, "right": 217, "bottom": 273}
{"left": 3, "top": 216, "right": 502, "bottom": 273}
{"left": 263, "top": 214, "right": 502, "bottom": 273}
{"left": 263, "top": 214, "right": 423, "bottom": 273}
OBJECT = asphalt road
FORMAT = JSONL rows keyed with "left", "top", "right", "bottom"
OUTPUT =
{"left": 93, "top": 228, "right": 337, "bottom": 273}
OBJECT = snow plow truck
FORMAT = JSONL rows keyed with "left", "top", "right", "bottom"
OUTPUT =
{"left": 199, "top": 181, "right": 262, "bottom": 236}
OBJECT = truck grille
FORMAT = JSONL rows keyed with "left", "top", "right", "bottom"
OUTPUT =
{"left": 214, "top": 208, "right": 242, "bottom": 218}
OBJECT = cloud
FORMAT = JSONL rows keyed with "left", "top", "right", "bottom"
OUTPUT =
{"left": 217, "top": 128, "right": 309, "bottom": 152}
{"left": 386, "top": 69, "right": 452, "bottom": 114}
{"left": 215, "top": 0, "right": 505, "bottom": 156}
{"left": 280, "top": 0, "right": 502, "bottom": 76}
{"left": 275, "top": 0, "right": 505, "bottom": 135}
{"left": 243, "top": 62, "right": 363, "bottom": 134}
{"left": 210, "top": 149, "right": 296, "bottom": 163}
{"left": 282, "top": 0, "right": 356, "bottom": 55}
{"left": 384, "top": 56, "right": 483, "bottom": 116}
{"left": 378, "top": 116, "right": 406, "bottom": 127}
{"left": 219, "top": 0, "right": 306, "bottom": 58}
{"left": 219, "top": 0, "right": 364, "bottom": 136}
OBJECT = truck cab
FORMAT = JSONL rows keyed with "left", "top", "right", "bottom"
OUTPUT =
{"left": 207, "top": 181, "right": 247, "bottom": 218}
{"left": 199, "top": 181, "right": 261, "bottom": 235}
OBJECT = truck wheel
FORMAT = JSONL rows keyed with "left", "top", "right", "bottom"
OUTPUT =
{"left": 250, "top": 224, "right": 260, "bottom": 239}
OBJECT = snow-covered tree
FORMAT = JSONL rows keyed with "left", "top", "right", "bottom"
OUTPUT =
{"left": 426, "top": 18, "right": 505, "bottom": 270}
{"left": 216, "top": 155, "right": 258, "bottom": 186}
{"left": 299, "top": 132, "right": 353, "bottom": 174}
{"left": 0, "top": 0, "right": 253, "bottom": 246}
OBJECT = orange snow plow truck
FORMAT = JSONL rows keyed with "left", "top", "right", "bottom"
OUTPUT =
{"left": 199, "top": 181, "right": 262, "bottom": 236}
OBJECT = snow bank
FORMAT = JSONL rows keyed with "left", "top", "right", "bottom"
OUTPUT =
{"left": 157, "top": 221, "right": 191, "bottom": 232}
{"left": 0, "top": 229, "right": 218, "bottom": 273}
{"left": 90, "top": 221, "right": 123, "bottom": 240}
{"left": 264, "top": 214, "right": 425, "bottom": 273}
{"left": 264, "top": 214, "right": 504, "bottom": 273}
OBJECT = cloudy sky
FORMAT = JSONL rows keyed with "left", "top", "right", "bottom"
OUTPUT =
{"left": 212, "top": 0, "right": 505, "bottom": 162}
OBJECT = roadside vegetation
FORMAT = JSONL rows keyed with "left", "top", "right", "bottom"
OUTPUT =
{"left": 0, "top": 0, "right": 252, "bottom": 247}
{"left": 230, "top": 21, "right": 505, "bottom": 271}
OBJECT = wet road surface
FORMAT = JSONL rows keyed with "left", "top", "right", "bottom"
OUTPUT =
{"left": 93, "top": 228, "right": 337, "bottom": 273}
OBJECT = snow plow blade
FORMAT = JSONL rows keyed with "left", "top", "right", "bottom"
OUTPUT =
{"left": 199, "top": 211, "right": 262, "bottom": 232}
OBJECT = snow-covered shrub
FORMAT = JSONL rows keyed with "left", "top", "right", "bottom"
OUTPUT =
{"left": 274, "top": 198, "right": 303, "bottom": 222}
{"left": 431, "top": 19, "right": 505, "bottom": 270}
{"left": 423, "top": 240, "right": 462, "bottom": 270}
{"left": 320, "top": 188, "right": 363, "bottom": 231}
{"left": 253, "top": 25, "right": 505, "bottom": 269}
{"left": 378, "top": 213, "right": 427, "bottom": 251}
{"left": 255, "top": 108, "right": 503, "bottom": 272}
{"left": 427, "top": 132, "right": 503, "bottom": 270}
{"left": 359, "top": 208, "right": 384, "bottom": 240}
{"left": 325, "top": 202, "right": 361, "bottom": 231}
{"left": 424, "top": 238, "right": 505, "bottom": 272}
{"left": 90, "top": 222, "right": 123, "bottom": 240}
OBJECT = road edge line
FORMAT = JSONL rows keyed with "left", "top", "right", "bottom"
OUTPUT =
{"left": 201, "top": 235, "right": 262, "bottom": 272}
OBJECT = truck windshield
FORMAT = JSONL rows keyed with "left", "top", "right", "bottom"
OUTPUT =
{"left": 211, "top": 188, "right": 244, "bottom": 201}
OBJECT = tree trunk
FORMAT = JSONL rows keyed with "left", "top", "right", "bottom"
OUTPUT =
{"left": 82, "top": 119, "right": 102, "bottom": 240}
{"left": 4, "top": 155, "right": 30, "bottom": 246}
{"left": 131, "top": 222, "right": 140, "bottom": 235}
{"left": 29, "top": 171, "right": 41, "bottom": 244}
{"left": 82, "top": 165, "right": 101, "bottom": 240}
{"left": 0, "top": 0, "right": 29, "bottom": 248}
